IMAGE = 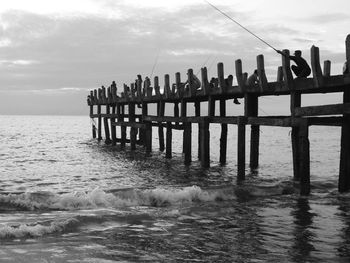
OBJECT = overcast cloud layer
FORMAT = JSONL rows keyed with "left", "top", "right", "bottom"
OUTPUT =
{"left": 0, "top": 0, "right": 349, "bottom": 114}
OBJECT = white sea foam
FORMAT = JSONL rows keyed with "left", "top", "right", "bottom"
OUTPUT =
{"left": 0, "top": 217, "right": 79, "bottom": 239}
{"left": 0, "top": 186, "right": 231, "bottom": 211}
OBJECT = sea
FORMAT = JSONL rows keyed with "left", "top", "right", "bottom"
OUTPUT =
{"left": 0, "top": 115, "right": 349, "bottom": 263}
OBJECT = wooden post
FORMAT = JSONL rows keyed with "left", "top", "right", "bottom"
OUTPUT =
{"left": 166, "top": 122, "right": 172, "bottom": 159}
{"left": 323, "top": 60, "right": 331, "bottom": 77}
{"left": 217, "top": 63, "right": 226, "bottom": 93}
{"left": 181, "top": 98, "right": 187, "bottom": 154}
{"left": 339, "top": 35, "right": 350, "bottom": 192}
{"left": 195, "top": 101, "right": 201, "bottom": 160}
{"left": 111, "top": 105, "right": 117, "bottom": 146}
{"left": 164, "top": 74, "right": 171, "bottom": 99}
{"left": 97, "top": 104, "right": 102, "bottom": 141}
{"left": 145, "top": 121, "right": 152, "bottom": 156}
{"left": 157, "top": 101, "right": 165, "bottom": 152}
{"left": 311, "top": 45, "right": 324, "bottom": 87}
{"left": 277, "top": 66, "right": 283, "bottom": 82}
{"left": 257, "top": 54, "right": 268, "bottom": 92}
{"left": 235, "top": 59, "right": 245, "bottom": 93}
{"left": 237, "top": 116, "right": 246, "bottom": 180}
{"left": 141, "top": 101, "right": 148, "bottom": 147}
{"left": 154, "top": 76, "right": 161, "bottom": 98}
{"left": 208, "top": 96, "right": 215, "bottom": 117}
{"left": 299, "top": 119, "right": 310, "bottom": 195}
{"left": 184, "top": 122, "right": 192, "bottom": 164}
{"left": 201, "top": 67, "right": 209, "bottom": 95}
{"left": 120, "top": 104, "right": 126, "bottom": 148}
{"left": 219, "top": 99, "right": 227, "bottom": 164}
{"left": 104, "top": 105, "right": 111, "bottom": 144}
{"left": 281, "top": 49, "right": 294, "bottom": 90}
{"left": 245, "top": 94, "right": 259, "bottom": 169}
{"left": 129, "top": 102, "right": 136, "bottom": 150}
{"left": 200, "top": 117, "right": 210, "bottom": 167}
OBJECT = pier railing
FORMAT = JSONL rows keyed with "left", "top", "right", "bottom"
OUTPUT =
{"left": 87, "top": 35, "right": 350, "bottom": 195}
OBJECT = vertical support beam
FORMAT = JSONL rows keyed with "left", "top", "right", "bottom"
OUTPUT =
{"left": 299, "top": 119, "right": 310, "bottom": 195}
{"left": 97, "top": 104, "right": 102, "bottom": 141}
{"left": 281, "top": 49, "right": 294, "bottom": 90}
{"left": 181, "top": 98, "right": 187, "bottom": 154}
{"left": 187, "top": 69, "right": 195, "bottom": 97}
{"left": 208, "top": 96, "right": 215, "bottom": 117}
{"left": 219, "top": 99, "right": 227, "bottom": 164}
{"left": 290, "top": 81, "right": 301, "bottom": 180}
{"left": 154, "top": 76, "right": 161, "bottom": 98}
{"left": 176, "top": 72, "right": 183, "bottom": 98}
{"left": 129, "top": 102, "right": 136, "bottom": 150}
{"left": 157, "top": 102, "right": 165, "bottom": 152}
{"left": 217, "top": 63, "right": 226, "bottom": 93}
{"left": 184, "top": 122, "right": 192, "bottom": 164}
{"left": 323, "top": 60, "right": 331, "bottom": 77}
{"left": 257, "top": 54, "right": 268, "bottom": 92}
{"left": 145, "top": 121, "right": 152, "bottom": 156}
{"left": 311, "top": 45, "right": 324, "bottom": 87}
{"left": 104, "top": 105, "right": 111, "bottom": 144}
{"left": 164, "top": 74, "right": 171, "bottom": 99}
{"left": 141, "top": 101, "right": 148, "bottom": 147}
{"left": 201, "top": 67, "right": 210, "bottom": 95}
{"left": 277, "top": 66, "right": 283, "bottom": 82}
{"left": 339, "top": 37, "right": 350, "bottom": 192}
{"left": 195, "top": 101, "right": 201, "bottom": 160}
{"left": 235, "top": 59, "right": 245, "bottom": 93}
{"left": 245, "top": 94, "right": 259, "bottom": 169}
{"left": 111, "top": 105, "right": 116, "bottom": 146}
{"left": 166, "top": 122, "right": 172, "bottom": 159}
{"left": 200, "top": 117, "right": 210, "bottom": 167}
{"left": 237, "top": 116, "right": 246, "bottom": 180}
{"left": 120, "top": 104, "right": 126, "bottom": 148}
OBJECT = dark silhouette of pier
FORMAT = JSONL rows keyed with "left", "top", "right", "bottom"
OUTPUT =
{"left": 87, "top": 35, "right": 350, "bottom": 195}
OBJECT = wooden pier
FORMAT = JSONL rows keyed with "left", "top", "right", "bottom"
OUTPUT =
{"left": 87, "top": 35, "right": 350, "bottom": 195}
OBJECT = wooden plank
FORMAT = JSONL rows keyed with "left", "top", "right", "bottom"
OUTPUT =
{"left": 143, "top": 115, "right": 203, "bottom": 123}
{"left": 208, "top": 96, "right": 215, "bottom": 117}
{"left": 291, "top": 127, "right": 300, "bottom": 180}
{"left": 111, "top": 122, "right": 146, "bottom": 129}
{"left": 294, "top": 103, "right": 350, "bottom": 117}
{"left": 247, "top": 117, "right": 291, "bottom": 127}
{"left": 154, "top": 76, "right": 161, "bottom": 98}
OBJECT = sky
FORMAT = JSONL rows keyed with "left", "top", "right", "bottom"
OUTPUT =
{"left": 0, "top": 0, "right": 349, "bottom": 115}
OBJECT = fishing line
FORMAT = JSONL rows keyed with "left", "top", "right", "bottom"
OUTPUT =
{"left": 204, "top": 0, "right": 278, "bottom": 53}
{"left": 150, "top": 50, "right": 161, "bottom": 79}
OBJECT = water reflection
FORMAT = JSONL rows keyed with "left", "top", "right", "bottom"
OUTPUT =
{"left": 337, "top": 198, "right": 350, "bottom": 258}
{"left": 290, "top": 198, "right": 315, "bottom": 262}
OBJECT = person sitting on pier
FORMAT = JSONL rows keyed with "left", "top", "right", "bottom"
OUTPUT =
{"left": 225, "top": 75, "right": 240, "bottom": 105}
{"left": 277, "top": 50, "right": 311, "bottom": 78}
{"left": 246, "top": 69, "right": 259, "bottom": 86}
{"left": 209, "top": 77, "right": 218, "bottom": 89}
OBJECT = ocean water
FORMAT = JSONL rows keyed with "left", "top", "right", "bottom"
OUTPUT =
{"left": 0, "top": 115, "right": 349, "bottom": 263}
